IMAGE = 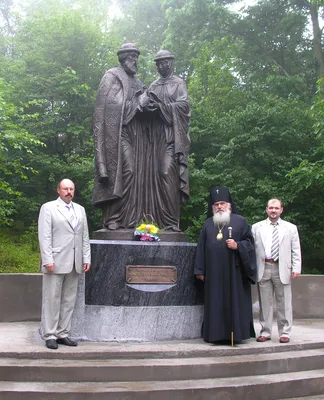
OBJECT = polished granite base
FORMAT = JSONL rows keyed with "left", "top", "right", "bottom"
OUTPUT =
{"left": 92, "top": 229, "right": 189, "bottom": 242}
{"left": 86, "top": 240, "right": 203, "bottom": 307}
{"left": 71, "top": 240, "right": 204, "bottom": 341}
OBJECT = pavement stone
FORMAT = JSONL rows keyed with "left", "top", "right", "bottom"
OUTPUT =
{"left": 0, "top": 319, "right": 323, "bottom": 358}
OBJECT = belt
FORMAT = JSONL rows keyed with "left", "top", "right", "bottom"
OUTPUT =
{"left": 265, "top": 259, "right": 278, "bottom": 263}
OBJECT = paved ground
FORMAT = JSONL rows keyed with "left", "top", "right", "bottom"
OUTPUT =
{"left": 0, "top": 319, "right": 323, "bottom": 358}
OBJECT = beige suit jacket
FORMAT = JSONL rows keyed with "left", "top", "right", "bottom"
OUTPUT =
{"left": 38, "top": 198, "right": 91, "bottom": 274}
{"left": 252, "top": 218, "right": 301, "bottom": 284}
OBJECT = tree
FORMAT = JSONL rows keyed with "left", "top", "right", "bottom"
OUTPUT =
{"left": 2, "top": 2, "right": 120, "bottom": 227}
{"left": 162, "top": 0, "right": 236, "bottom": 76}
{"left": 291, "top": 0, "right": 324, "bottom": 85}
{"left": 0, "top": 0, "right": 323, "bottom": 272}
{"left": 0, "top": 78, "right": 44, "bottom": 225}
{"left": 110, "top": 0, "right": 168, "bottom": 84}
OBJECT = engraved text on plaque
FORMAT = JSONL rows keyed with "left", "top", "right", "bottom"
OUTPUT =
{"left": 126, "top": 266, "right": 177, "bottom": 284}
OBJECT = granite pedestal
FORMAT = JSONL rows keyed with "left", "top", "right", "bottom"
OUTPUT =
{"left": 71, "top": 239, "right": 204, "bottom": 342}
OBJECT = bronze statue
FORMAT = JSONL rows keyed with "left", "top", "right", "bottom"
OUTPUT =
{"left": 92, "top": 43, "right": 146, "bottom": 230}
{"left": 93, "top": 46, "right": 190, "bottom": 232}
{"left": 143, "top": 50, "right": 190, "bottom": 231}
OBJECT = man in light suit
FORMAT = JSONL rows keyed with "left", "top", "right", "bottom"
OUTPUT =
{"left": 38, "top": 179, "right": 91, "bottom": 350}
{"left": 252, "top": 198, "right": 301, "bottom": 343}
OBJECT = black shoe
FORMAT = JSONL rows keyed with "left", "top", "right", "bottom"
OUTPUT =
{"left": 46, "top": 339, "right": 58, "bottom": 350}
{"left": 56, "top": 337, "right": 78, "bottom": 346}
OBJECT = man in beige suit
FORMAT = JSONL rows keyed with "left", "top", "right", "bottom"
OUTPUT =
{"left": 38, "top": 179, "right": 91, "bottom": 349}
{"left": 252, "top": 199, "right": 301, "bottom": 343}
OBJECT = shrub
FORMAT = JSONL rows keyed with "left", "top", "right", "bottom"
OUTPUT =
{"left": 0, "top": 227, "right": 40, "bottom": 273}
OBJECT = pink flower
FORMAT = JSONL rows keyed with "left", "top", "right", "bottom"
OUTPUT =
{"left": 140, "top": 234, "right": 154, "bottom": 241}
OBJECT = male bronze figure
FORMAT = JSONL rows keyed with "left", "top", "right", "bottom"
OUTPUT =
{"left": 92, "top": 43, "right": 146, "bottom": 230}
{"left": 93, "top": 47, "right": 190, "bottom": 232}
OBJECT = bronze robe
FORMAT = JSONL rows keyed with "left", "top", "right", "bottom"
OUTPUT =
{"left": 145, "top": 75, "right": 190, "bottom": 230}
{"left": 93, "top": 67, "right": 146, "bottom": 229}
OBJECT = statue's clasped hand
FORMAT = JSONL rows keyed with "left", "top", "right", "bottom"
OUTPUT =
{"left": 139, "top": 92, "right": 150, "bottom": 108}
{"left": 98, "top": 175, "right": 109, "bottom": 184}
{"left": 146, "top": 100, "right": 159, "bottom": 112}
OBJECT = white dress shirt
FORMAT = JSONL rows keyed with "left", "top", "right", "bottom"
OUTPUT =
{"left": 57, "top": 197, "right": 77, "bottom": 229}
{"left": 264, "top": 218, "right": 282, "bottom": 259}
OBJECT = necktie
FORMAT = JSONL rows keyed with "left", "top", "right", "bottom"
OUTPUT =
{"left": 271, "top": 222, "right": 279, "bottom": 261}
{"left": 66, "top": 205, "right": 75, "bottom": 228}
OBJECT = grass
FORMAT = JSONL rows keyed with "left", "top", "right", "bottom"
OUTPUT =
{"left": 0, "top": 227, "right": 40, "bottom": 273}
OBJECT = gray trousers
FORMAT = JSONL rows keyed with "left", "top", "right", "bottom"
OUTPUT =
{"left": 40, "top": 268, "right": 79, "bottom": 340}
{"left": 258, "top": 261, "right": 292, "bottom": 338}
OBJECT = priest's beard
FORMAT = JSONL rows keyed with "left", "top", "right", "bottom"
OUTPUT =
{"left": 213, "top": 210, "right": 231, "bottom": 226}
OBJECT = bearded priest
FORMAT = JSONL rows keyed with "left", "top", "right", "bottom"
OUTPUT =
{"left": 194, "top": 186, "right": 257, "bottom": 344}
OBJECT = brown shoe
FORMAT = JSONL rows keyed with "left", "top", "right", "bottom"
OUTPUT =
{"left": 279, "top": 337, "right": 290, "bottom": 343}
{"left": 256, "top": 336, "right": 271, "bottom": 342}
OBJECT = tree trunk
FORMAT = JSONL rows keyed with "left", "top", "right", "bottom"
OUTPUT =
{"left": 309, "top": 2, "right": 324, "bottom": 96}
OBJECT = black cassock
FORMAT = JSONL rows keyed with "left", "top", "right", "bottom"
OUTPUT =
{"left": 194, "top": 214, "right": 257, "bottom": 343}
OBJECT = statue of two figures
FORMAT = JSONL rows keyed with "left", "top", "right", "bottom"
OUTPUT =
{"left": 92, "top": 43, "right": 190, "bottom": 233}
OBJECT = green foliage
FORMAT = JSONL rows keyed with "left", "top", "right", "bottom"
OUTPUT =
{"left": 184, "top": 57, "right": 319, "bottom": 264}
{"left": 231, "top": 0, "right": 312, "bottom": 84}
{"left": 182, "top": 155, "right": 210, "bottom": 241}
{"left": 280, "top": 76, "right": 324, "bottom": 272}
{"left": 163, "top": 0, "right": 234, "bottom": 75}
{"left": 0, "top": 227, "right": 40, "bottom": 273}
{"left": 0, "top": 78, "right": 44, "bottom": 225}
{"left": 1, "top": 0, "right": 324, "bottom": 273}
{"left": 1, "top": 2, "right": 116, "bottom": 230}
{"left": 110, "top": 0, "right": 168, "bottom": 85}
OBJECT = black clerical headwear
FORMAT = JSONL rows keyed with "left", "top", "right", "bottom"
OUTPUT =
{"left": 207, "top": 186, "right": 238, "bottom": 217}
{"left": 210, "top": 186, "right": 231, "bottom": 204}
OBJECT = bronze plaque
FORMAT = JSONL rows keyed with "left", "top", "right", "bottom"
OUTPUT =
{"left": 126, "top": 265, "right": 177, "bottom": 284}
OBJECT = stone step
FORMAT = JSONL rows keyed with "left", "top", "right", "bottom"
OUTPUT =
{"left": 2, "top": 338, "right": 324, "bottom": 360}
{"left": 288, "top": 397, "right": 324, "bottom": 400}
{"left": 1, "top": 369, "right": 324, "bottom": 400}
{"left": 0, "top": 348, "right": 323, "bottom": 382}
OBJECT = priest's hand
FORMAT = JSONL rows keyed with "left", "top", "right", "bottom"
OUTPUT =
{"left": 195, "top": 274, "right": 205, "bottom": 281}
{"left": 226, "top": 239, "right": 237, "bottom": 250}
{"left": 292, "top": 272, "right": 300, "bottom": 279}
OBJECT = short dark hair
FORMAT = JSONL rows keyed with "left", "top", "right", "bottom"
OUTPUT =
{"left": 267, "top": 198, "right": 283, "bottom": 207}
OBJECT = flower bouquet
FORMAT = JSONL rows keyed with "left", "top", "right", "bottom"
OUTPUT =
{"left": 134, "top": 217, "right": 160, "bottom": 242}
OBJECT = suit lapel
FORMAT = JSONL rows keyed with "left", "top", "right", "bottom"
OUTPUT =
{"left": 56, "top": 200, "right": 74, "bottom": 230}
{"left": 73, "top": 204, "right": 81, "bottom": 230}
{"left": 259, "top": 220, "right": 268, "bottom": 250}
{"left": 278, "top": 220, "right": 285, "bottom": 245}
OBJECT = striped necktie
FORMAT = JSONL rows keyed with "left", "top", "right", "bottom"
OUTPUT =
{"left": 65, "top": 205, "right": 75, "bottom": 228}
{"left": 271, "top": 222, "right": 279, "bottom": 261}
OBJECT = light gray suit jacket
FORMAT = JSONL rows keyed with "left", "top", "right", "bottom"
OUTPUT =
{"left": 38, "top": 198, "right": 91, "bottom": 274}
{"left": 252, "top": 218, "right": 301, "bottom": 284}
